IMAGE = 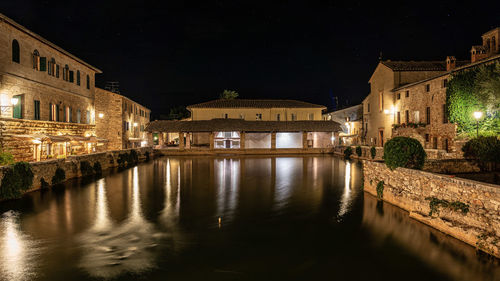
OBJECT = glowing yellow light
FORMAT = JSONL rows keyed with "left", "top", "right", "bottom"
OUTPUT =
{"left": 473, "top": 111, "right": 482, "bottom": 120}
{"left": 10, "top": 97, "right": 18, "bottom": 106}
{"left": 32, "top": 139, "right": 41, "bottom": 144}
{"left": 98, "top": 113, "right": 104, "bottom": 119}
{"left": 133, "top": 123, "right": 138, "bottom": 127}
{"left": 384, "top": 109, "right": 389, "bottom": 114}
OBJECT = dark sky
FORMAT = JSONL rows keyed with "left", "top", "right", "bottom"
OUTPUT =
{"left": 1, "top": 1, "right": 499, "bottom": 118}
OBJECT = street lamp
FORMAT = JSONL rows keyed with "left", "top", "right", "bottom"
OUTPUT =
{"left": 473, "top": 111, "right": 482, "bottom": 137}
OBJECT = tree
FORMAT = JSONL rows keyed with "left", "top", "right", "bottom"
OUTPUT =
{"left": 220, "top": 89, "right": 239, "bottom": 99}
{"left": 163, "top": 106, "right": 190, "bottom": 120}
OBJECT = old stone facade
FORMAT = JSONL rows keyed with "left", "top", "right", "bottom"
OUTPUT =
{"left": 95, "top": 88, "right": 151, "bottom": 150}
{"left": 363, "top": 160, "right": 500, "bottom": 258}
{"left": 323, "top": 104, "right": 363, "bottom": 145}
{"left": 363, "top": 27, "right": 499, "bottom": 153}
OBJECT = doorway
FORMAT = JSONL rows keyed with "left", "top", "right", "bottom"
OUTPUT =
{"left": 378, "top": 130, "right": 384, "bottom": 147}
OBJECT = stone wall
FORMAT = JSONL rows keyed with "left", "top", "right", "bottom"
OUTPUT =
{"left": 94, "top": 88, "right": 123, "bottom": 150}
{"left": 0, "top": 147, "right": 153, "bottom": 193}
{"left": 363, "top": 160, "right": 500, "bottom": 257}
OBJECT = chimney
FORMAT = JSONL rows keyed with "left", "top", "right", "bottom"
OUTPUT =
{"left": 446, "top": 56, "right": 456, "bottom": 71}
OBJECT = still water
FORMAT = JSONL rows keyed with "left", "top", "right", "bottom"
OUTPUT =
{"left": 0, "top": 156, "right": 498, "bottom": 281}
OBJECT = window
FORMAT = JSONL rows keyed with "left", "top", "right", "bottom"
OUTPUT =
{"left": 397, "top": 93, "right": 401, "bottom": 100}
{"left": 12, "top": 95, "right": 22, "bottom": 119}
{"left": 378, "top": 92, "right": 383, "bottom": 111}
{"left": 426, "top": 107, "right": 431, "bottom": 124}
{"left": 308, "top": 113, "right": 314, "bottom": 120}
{"left": 367, "top": 103, "right": 370, "bottom": 112}
{"left": 86, "top": 111, "right": 90, "bottom": 124}
{"left": 56, "top": 64, "right": 60, "bottom": 78}
{"left": 442, "top": 79, "right": 448, "bottom": 88}
{"left": 65, "top": 106, "right": 72, "bottom": 122}
{"left": 224, "top": 113, "right": 228, "bottom": 119}
{"left": 63, "top": 65, "right": 69, "bottom": 81}
{"left": 405, "top": 110, "right": 409, "bottom": 124}
{"left": 256, "top": 113, "right": 262, "bottom": 120}
{"left": 76, "top": 71, "right": 80, "bottom": 86}
{"left": 77, "top": 109, "right": 81, "bottom": 123}
{"left": 49, "top": 103, "right": 57, "bottom": 121}
{"left": 34, "top": 100, "right": 40, "bottom": 120}
{"left": 414, "top": 111, "right": 420, "bottom": 123}
{"left": 442, "top": 104, "right": 448, "bottom": 123}
{"left": 425, "top": 84, "right": 430, "bottom": 92}
{"left": 48, "top": 58, "right": 55, "bottom": 76}
{"left": 291, "top": 113, "right": 297, "bottom": 121}
{"left": 397, "top": 112, "right": 400, "bottom": 124}
{"left": 12, "top": 40, "right": 20, "bottom": 63}
{"left": 32, "top": 50, "right": 40, "bottom": 70}
{"left": 405, "top": 90, "right": 409, "bottom": 97}
{"left": 276, "top": 113, "right": 280, "bottom": 121}
{"left": 425, "top": 134, "right": 430, "bottom": 142}
{"left": 86, "top": 75, "right": 90, "bottom": 89}
{"left": 69, "top": 70, "right": 74, "bottom": 83}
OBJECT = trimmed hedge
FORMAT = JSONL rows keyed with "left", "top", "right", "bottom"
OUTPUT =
{"left": 383, "top": 137, "right": 426, "bottom": 170}
{"left": 355, "top": 146, "right": 362, "bottom": 157}
{"left": 462, "top": 136, "right": 500, "bottom": 170}
{"left": 0, "top": 162, "right": 34, "bottom": 200}
{"left": 343, "top": 147, "right": 353, "bottom": 160}
{"left": 52, "top": 167, "right": 66, "bottom": 185}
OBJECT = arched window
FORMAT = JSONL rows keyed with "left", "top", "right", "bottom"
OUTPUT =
{"left": 32, "top": 50, "right": 40, "bottom": 70}
{"left": 86, "top": 75, "right": 90, "bottom": 89}
{"left": 76, "top": 70, "right": 80, "bottom": 86}
{"left": 12, "top": 40, "right": 20, "bottom": 63}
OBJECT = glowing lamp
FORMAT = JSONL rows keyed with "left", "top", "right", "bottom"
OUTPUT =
{"left": 383, "top": 109, "right": 389, "bottom": 114}
{"left": 98, "top": 113, "right": 104, "bottom": 119}
{"left": 10, "top": 97, "right": 18, "bottom": 106}
{"left": 473, "top": 111, "right": 482, "bottom": 120}
{"left": 32, "top": 139, "right": 41, "bottom": 144}
{"left": 133, "top": 122, "right": 138, "bottom": 127}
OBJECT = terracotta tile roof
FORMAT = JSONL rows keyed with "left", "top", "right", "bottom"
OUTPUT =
{"left": 381, "top": 60, "right": 469, "bottom": 71}
{"left": 146, "top": 119, "right": 341, "bottom": 132}
{"left": 187, "top": 99, "right": 326, "bottom": 109}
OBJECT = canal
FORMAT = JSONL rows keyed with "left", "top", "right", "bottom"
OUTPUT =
{"left": 0, "top": 156, "right": 498, "bottom": 281}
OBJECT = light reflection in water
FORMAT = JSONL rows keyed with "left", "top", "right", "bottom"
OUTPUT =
{"left": 337, "top": 161, "right": 353, "bottom": 219}
{"left": 0, "top": 211, "right": 39, "bottom": 281}
{"left": 274, "top": 157, "right": 300, "bottom": 208}
{"left": 79, "top": 167, "right": 162, "bottom": 278}
{"left": 215, "top": 159, "right": 239, "bottom": 222}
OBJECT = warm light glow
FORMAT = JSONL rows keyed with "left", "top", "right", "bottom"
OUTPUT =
{"left": 32, "top": 139, "right": 41, "bottom": 144}
{"left": 140, "top": 140, "right": 147, "bottom": 147}
{"left": 473, "top": 111, "right": 483, "bottom": 120}
{"left": 98, "top": 113, "right": 104, "bottom": 119}
{"left": 133, "top": 123, "right": 138, "bottom": 127}
{"left": 384, "top": 109, "right": 389, "bottom": 114}
{"left": 10, "top": 98, "right": 18, "bottom": 106}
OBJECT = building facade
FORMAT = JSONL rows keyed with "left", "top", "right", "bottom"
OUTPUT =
{"left": 363, "top": 27, "right": 499, "bottom": 153}
{"left": 323, "top": 104, "right": 363, "bottom": 145}
{"left": 95, "top": 88, "right": 151, "bottom": 150}
{"left": 0, "top": 13, "right": 102, "bottom": 161}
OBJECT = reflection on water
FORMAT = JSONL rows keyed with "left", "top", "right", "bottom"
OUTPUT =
{"left": 0, "top": 156, "right": 497, "bottom": 281}
{"left": 0, "top": 211, "right": 40, "bottom": 281}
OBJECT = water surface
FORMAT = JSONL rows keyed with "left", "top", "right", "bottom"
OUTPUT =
{"left": 0, "top": 156, "right": 498, "bottom": 281}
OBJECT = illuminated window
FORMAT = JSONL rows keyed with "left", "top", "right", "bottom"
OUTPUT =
{"left": 12, "top": 40, "right": 20, "bottom": 63}
{"left": 256, "top": 113, "right": 262, "bottom": 120}
{"left": 49, "top": 103, "right": 58, "bottom": 121}
{"left": 291, "top": 113, "right": 297, "bottom": 121}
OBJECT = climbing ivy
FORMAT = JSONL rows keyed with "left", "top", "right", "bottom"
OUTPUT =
{"left": 0, "top": 162, "right": 34, "bottom": 200}
{"left": 376, "top": 181, "right": 384, "bottom": 200}
{"left": 446, "top": 61, "right": 500, "bottom": 137}
{"left": 425, "top": 197, "right": 469, "bottom": 216}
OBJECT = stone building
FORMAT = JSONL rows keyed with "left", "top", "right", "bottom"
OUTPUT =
{"left": 363, "top": 27, "right": 499, "bottom": 154}
{"left": 323, "top": 104, "right": 363, "bottom": 145}
{"left": 0, "top": 13, "right": 102, "bottom": 161}
{"left": 95, "top": 88, "right": 151, "bottom": 150}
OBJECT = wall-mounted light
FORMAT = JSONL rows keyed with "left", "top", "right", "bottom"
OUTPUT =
{"left": 10, "top": 97, "right": 18, "bottom": 106}
{"left": 98, "top": 113, "right": 104, "bottom": 119}
{"left": 133, "top": 123, "right": 138, "bottom": 127}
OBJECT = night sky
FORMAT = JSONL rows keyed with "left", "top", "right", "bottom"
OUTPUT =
{"left": 1, "top": 1, "right": 499, "bottom": 118}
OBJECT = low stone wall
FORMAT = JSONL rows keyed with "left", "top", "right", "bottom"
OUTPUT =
{"left": 363, "top": 160, "right": 500, "bottom": 257}
{"left": 423, "top": 159, "right": 480, "bottom": 174}
{"left": 0, "top": 147, "right": 154, "bottom": 192}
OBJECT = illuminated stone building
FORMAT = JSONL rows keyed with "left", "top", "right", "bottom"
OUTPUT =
{"left": 362, "top": 27, "right": 498, "bottom": 154}
{"left": 323, "top": 104, "right": 363, "bottom": 145}
{"left": 148, "top": 99, "right": 341, "bottom": 153}
{"left": 0, "top": 13, "right": 102, "bottom": 161}
{"left": 95, "top": 88, "right": 151, "bottom": 150}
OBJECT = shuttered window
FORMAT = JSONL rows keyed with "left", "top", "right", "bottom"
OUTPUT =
{"left": 69, "top": 71, "right": 74, "bottom": 83}
{"left": 56, "top": 65, "right": 60, "bottom": 78}
{"left": 40, "top": 57, "right": 47, "bottom": 71}
{"left": 12, "top": 95, "right": 22, "bottom": 119}
{"left": 86, "top": 75, "right": 90, "bottom": 89}
{"left": 426, "top": 107, "right": 431, "bottom": 125}
{"left": 76, "top": 71, "right": 80, "bottom": 86}
{"left": 12, "top": 40, "right": 20, "bottom": 63}
{"left": 34, "top": 100, "right": 40, "bottom": 120}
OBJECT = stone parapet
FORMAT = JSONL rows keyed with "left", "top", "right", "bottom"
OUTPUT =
{"left": 363, "top": 160, "right": 500, "bottom": 257}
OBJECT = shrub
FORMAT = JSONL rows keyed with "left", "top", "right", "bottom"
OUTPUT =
{"left": 40, "top": 177, "right": 49, "bottom": 189}
{"left": 0, "top": 162, "right": 34, "bottom": 200}
{"left": 80, "top": 161, "right": 94, "bottom": 176}
{"left": 462, "top": 136, "right": 500, "bottom": 170}
{"left": 144, "top": 151, "right": 150, "bottom": 161}
{"left": 355, "top": 146, "right": 362, "bottom": 157}
{"left": 93, "top": 161, "right": 102, "bottom": 175}
{"left": 383, "top": 137, "right": 426, "bottom": 170}
{"left": 376, "top": 180, "right": 384, "bottom": 199}
{"left": 117, "top": 153, "right": 128, "bottom": 167}
{"left": 343, "top": 147, "right": 353, "bottom": 160}
{"left": 129, "top": 150, "right": 139, "bottom": 165}
{"left": 52, "top": 167, "right": 66, "bottom": 185}
{"left": 0, "top": 150, "right": 15, "bottom": 166}
{"left": 370, "top": 146, "right": 376, "bottom": 159}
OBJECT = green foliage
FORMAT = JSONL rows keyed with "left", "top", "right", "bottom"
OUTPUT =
{"left": 446, "top": 62, "right": 500, "bottom": 136}
{"left": 220, "top": 89, "right": 239, "bottom": 99}
{"left": 52, "top": 167, "right": 66, "bottom": 185}
{"left": 93, "top": 161, "right": 102, "bottom": 175}
{"left": 462, "top": 136, "right": 500, "bottom": 170}
{"left": 392, "top": 122, "right": 427, "bottom": 129}
{"left": 80, "top": 161, "right": 94, "bottom": 176}
{"left": 144, "top": 151, "right": 150, "bottom": 161}
{"left": 161, "top": 105, "right": 190, "bottom": 120}
{"left": 129, "top": 150, "right": 139, "bottom": 165}
{"left": 355, "top": 146, "right": 362, "bottom": 157}
{"left": 383, "top": 137, "right": 426, "bottom": 170}
{"left": 0, "top": 162, "right": 34, "bottom": 200}
{"left": 343, "top": 146, "right": 353, "bottom": 160}
{"left": 117, "top": 150, "right": 139, "bottom": 168}
{"left": 40, "top": 177, "right": 49, "bottom": 189}
{"left": 0, "top": 150, "right": 15, "bottom": 166}
{"left": 426, "top": 197, "right": 469, "bottom": 216}
{"left": 370, "top": 146, "right": 376, "bottom": 159}
{"left": 376, "top": 181, "right": 384, "bottom": 200}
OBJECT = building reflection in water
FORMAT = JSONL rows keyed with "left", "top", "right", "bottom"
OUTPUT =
{"left": 274, "top": 157, "right": 301, "bottom": 209}
{"left": 0, "top": 211, "right": 40, "bottom": 281}
{"left": 79, "top": 167, "right": 163, "bottom": 278}
{"left": 337, "top": 161, "right": 357, "bottom": 220}
{"left": 215, "top": 158, "right": 239, "bottom": 223}
{"left": 362, "top": 193, "right": 500, "bottom": 281}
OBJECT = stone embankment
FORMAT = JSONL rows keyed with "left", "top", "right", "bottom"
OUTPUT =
{"left": 0, "top": 147, "right": 153, "bottom": 192}
{"left": 363, "top": 160, "right": 500, "bottom": 257}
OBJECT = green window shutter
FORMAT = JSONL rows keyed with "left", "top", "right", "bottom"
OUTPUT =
{"left": 34, "top": 100, "right": 40, "bottom": 120}
{"left": 49, "top": 103, "right": 52, "bottom": 121}
{"left": 56, "top": 65, "right": 60, "bottom": 78}
{"left": 12, "top": 95, "right": 22, "bottom": 119}
{"left": 69, "top": 71, "right": 74, "bottom": 82}
{"left": 40, "top": 57, "right": 47, "bottom": 71}
{"left": 56, "top": 105, "right": 60, "bottom": 121}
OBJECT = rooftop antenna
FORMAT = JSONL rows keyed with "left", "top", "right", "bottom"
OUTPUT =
{"left": 378, "top": 51, "right": 383, "bottom": 61}
{"left": 105, "top": 81, "right": 120, "bottom": 94}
